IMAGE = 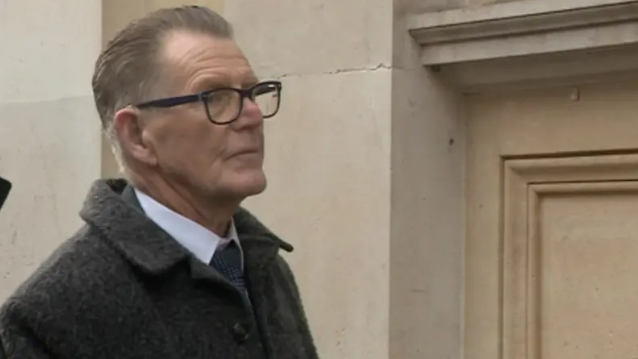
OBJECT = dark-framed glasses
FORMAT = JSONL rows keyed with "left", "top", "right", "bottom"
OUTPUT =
{"left": 135, "top": 80, "right": 282, "bottom": 125}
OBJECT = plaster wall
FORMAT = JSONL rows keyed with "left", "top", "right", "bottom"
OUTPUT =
{"left": 225, "top": 2, "right": 394, "bottom": 358}
{"left": 0, "top": 0, "right": 102, "bottom": 300}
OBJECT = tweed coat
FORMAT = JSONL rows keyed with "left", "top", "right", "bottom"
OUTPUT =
{"left": 0, "top": 179, "right": 319, "bottom": 359}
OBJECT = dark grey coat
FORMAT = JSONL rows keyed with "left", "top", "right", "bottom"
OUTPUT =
{"left": 0, "top": 179, "right": 319, "bottom": 359}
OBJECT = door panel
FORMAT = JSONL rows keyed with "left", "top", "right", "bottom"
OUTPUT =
{"left": 465, "top": 80, "right": 638, "bottom": 359}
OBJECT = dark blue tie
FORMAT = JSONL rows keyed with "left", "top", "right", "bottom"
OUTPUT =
{"left": 209, "top": 241, "right": 246, "bottom": 291}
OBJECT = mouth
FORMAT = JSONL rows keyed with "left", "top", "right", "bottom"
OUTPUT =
{"left": 232, "top": 149, "right": 261, "bottom": 159}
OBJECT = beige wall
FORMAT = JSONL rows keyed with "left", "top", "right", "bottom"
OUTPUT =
{"left": 390, "top": 16, "right": 465, "bottom": 359}
{"left": 225, "top": 2, "right": 393, "bottom": 358}
{"left": 0, "top": 1, "right": 102, "bottom": 300}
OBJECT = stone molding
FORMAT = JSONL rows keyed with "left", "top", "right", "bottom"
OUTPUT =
{"left": 408, "top": 0, "right": 638, "bottom": 65}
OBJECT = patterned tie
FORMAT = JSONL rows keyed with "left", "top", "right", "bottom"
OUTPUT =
{"left": 209, "top": 241, "right": 246, "bottom": 291}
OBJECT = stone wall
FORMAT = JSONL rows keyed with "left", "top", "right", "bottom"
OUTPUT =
{"left": 0, "top": 0, "right": 102, "bottom": 300}
{"left": 225, "top": 2, "right": 394, "bottom": 358}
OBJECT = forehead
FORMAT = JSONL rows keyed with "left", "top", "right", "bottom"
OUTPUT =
{"left": 161, "top": 31, "right": 256, "bottom": 89}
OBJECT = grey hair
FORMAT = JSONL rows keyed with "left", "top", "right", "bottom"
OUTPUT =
{"left": 92, "top": 6, "right": 233, "bottom": 173}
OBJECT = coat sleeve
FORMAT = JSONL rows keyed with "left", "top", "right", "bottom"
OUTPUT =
{"left": 0, "top": 302, "right": 55, "bottom": 359}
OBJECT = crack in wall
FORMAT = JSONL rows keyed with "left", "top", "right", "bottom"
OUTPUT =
{"left": 271, "top": 63, "right": 392, "bottom": 79}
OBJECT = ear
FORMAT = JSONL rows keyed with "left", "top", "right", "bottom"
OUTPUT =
{"left": 113, "top": 107, "right": 158, "bottom": 167}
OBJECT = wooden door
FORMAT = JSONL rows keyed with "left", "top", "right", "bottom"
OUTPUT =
{"left": 465, "top": 80, "right": 638, "bottom": 359}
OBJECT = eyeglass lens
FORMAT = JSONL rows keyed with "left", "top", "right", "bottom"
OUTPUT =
{"left": 206, "top": 82, "right": 280, "bottom": 123}
{"left": 253, "top": 83, "right": 279, "bottom": 119}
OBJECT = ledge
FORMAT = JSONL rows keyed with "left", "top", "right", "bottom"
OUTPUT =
{"left": 407, "top": 0, "right": 638, "bottom": 66}
{"left": 438, "top": 45, "right": 638, "bottom": 92}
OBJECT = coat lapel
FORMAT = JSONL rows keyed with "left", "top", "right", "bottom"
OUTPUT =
{"left": 79, "top": 179, "right": 293, "bottom": 279}
{"left": 80, "top": 179, "right": 189, "bottom": 275}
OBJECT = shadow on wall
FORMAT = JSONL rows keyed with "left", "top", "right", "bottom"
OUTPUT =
{"left": 0, "top": 176, "right": 11, "bottom": 212}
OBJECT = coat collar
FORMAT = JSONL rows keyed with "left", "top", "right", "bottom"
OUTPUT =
{"left": 79, "top": 179, "right": 292, "bottom": 275}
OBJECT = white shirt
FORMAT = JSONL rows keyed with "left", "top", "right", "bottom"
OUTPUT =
{"left": 134, "top": 189, "right": 242, "bottom": 267}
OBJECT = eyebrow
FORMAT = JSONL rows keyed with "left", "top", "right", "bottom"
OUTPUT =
{"left": 194, "top": 78, "right": 227, "bottom": 92}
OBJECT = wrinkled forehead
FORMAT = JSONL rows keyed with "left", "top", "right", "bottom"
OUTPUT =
{"left": 160, "top": 31, "right": 257, "bottom": 91}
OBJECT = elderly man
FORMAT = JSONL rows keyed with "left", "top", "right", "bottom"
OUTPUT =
{"left": 0, "top": 6, "right": 318, "bottom": 359}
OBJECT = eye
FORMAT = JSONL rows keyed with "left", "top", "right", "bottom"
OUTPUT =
{"left": 206, "top": 90, "right": 233, "bottom": 105}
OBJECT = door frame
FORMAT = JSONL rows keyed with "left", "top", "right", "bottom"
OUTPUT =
{"left": 405, "top": 1, "right": 638, "bottom": 358}
{"left": 409, "top": 0, "right": 638, "bottom": 92}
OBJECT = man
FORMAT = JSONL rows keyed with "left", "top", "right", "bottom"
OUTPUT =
{"left": 0, "top": 6, "right": 318, "bottom": 359}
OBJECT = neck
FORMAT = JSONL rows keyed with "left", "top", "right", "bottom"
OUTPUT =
{"left": 130, "top": 172, "right": 238, "bottom": 236}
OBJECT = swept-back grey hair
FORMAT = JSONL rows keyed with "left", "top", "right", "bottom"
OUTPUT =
{"left": 92, "top": 6, "right": 233, "bottom": 173}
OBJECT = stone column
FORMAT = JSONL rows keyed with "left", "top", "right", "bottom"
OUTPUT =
{"left": 226, "top": 2, "right": 394, "bottom": 359}
{"left": 0, "top": 1, "right": 103, "bottom": 300}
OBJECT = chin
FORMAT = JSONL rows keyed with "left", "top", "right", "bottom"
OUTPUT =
{"left": 243, "top": 175, "right": 267, "bottom": 196}
{"left": 229, "top": 171, "right": 267, "bottom": 198}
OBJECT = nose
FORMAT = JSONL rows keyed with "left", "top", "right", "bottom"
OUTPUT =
{"left": 234, "top": 97, "right": 263, "bottom": 128}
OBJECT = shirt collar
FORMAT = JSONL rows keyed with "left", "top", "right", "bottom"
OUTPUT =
{"left": 134, "top": 188, "right": 240, "bottom": 265}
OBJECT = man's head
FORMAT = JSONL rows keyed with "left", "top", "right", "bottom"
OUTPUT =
{"left": 93, "top": 6, "right": 281, "bottom": 216}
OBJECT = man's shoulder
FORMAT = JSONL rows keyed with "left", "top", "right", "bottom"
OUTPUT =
{"left": 272, "top": 254, "right": 302, "bottom": 293}
{"left": 274, "top": 254, "right": 294, "bottom": 275}
{"left": 3, "top": 225, "right": 127, "bottom": 315}
{"left": 0, "top": 223, "right": 164, "bottom": 358}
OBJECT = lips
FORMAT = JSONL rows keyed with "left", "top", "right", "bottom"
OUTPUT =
{"left": 230, "top": 149, "right": 262, "bottom": 161}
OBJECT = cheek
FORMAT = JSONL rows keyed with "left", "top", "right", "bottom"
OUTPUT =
{"left": 153, "top": 121, "right": 228, "bottom": 174}
{"left": 183, "top": 132, "right": 228, "bottom": 173}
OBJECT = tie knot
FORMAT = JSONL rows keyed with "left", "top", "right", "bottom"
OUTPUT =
{"left": 209, "top": 241, "right": 245, "bottom": 290}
